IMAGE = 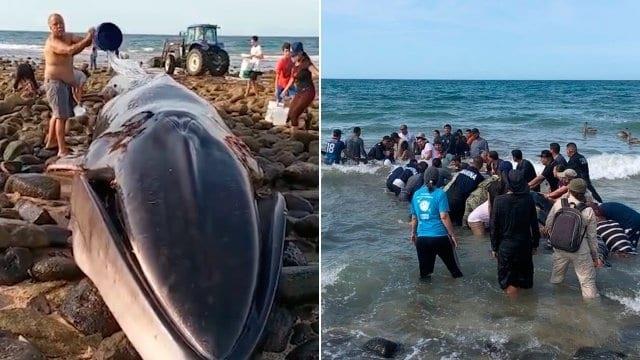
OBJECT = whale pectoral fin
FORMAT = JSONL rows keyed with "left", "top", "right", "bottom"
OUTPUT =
{"left": 232, "top": 193, "right": 286, "bottom": 354}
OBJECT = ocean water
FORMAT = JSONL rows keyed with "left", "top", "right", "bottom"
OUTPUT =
{"left": 0, "top": 30, "right": 318, "bottom": 70}
{"left": 321, "top": 79, "right": 640, "bottom": 358}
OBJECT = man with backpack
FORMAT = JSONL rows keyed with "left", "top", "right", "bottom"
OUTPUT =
{"left": 545, "top": 178, "right": 603, "bottom": 299}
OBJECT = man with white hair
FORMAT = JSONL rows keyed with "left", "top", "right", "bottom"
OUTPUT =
{"left": 43, "top": 13, "right": 94, "bottom": 156}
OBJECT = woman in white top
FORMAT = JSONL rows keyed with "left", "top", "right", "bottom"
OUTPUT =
{"left": 245, "top": 35, "right": 264, "bottom": 97}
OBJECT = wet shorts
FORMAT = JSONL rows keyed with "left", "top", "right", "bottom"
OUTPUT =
{"left": 45, "top": 79, "right": 74, "bottom": 119}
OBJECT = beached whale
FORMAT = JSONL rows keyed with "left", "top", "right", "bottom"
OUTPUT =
{"left": 69, "top": 73, "right": 286, "bottom": 359}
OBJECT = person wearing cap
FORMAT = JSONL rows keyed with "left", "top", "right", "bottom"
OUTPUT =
{"left": 324, "top": 129, "right": 346, "bottom": 165}
{"left": 274, "top": 42, "right": 295, "bottom": 102}
{"left": 446, "top": 156, "right": 486, "bottom": 226}
{"left": 546, "top": 166, "right": 579, "bottom": 200}
{"left": 528, "top": 150, "right": 560, "bottom": 192}
{"left": 244, "top": 35, "right": 264, "bottom": 98}
{"left": 410, "top": 167, "right": 463, "bottom": 280}
{"left": 367, "top": 135, "right": 394, "bottom": 162}
{"left": 282, "top": 42, "right": 319, "bottom": 133}
{"left": 566, "top": 143, "right": 603, "bottom": 203}
{"left": 512, "top": 149, "right": 538, "bottom": 191}
{"left": 414, "top": 132, "right": 427, "bottom": 157}
{"left": 545, "top": 178, "right": 602, "bottom": 299}
{"left": 469, "top": 128, "right": 489, "bottom": 158}
{"left": 490, "top": 170, "right": 540, "bottom": 298}
{"left": 345, "top": 126, "right": 367, "bottom": 164}
{"left": 399, "top": 124, "right": 416, "bottom": 154}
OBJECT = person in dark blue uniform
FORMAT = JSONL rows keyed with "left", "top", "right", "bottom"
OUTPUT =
{"left": 566, "top": 142, "right": 602, "bottom": 202}
{"left": 446, "top": 157, "right": 485, "bottom": 225}
{"left": 324, "top": 129, "right": 345, "bottom": 165}
{"left": 386, "top": 160, "right": 418, "bottom": 196}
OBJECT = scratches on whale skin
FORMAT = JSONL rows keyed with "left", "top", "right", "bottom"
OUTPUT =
{"left": 224, "top": 134, "right": 264, "bottom": 185}
{"left": 101, "top": 111, "right": 152, "bottom": 154}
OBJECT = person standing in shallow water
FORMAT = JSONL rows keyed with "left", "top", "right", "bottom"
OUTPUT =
{"left": 410, "top": 167, "right": 463, "bottom": 279}
{"left": 282, "top": 42, "right": 319, "bottom": 133}
{"left": 490, "top": 170, "right": 540, "bottom": 298}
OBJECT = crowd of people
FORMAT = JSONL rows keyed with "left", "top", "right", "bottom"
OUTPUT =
{"left": 324, "top": 123, "right": 640, "bottom": 299}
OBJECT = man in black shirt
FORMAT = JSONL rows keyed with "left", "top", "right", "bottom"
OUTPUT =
{"left": 367, "top": 135, "right": 395, "bottom": 162}
{"left": 446, "top": 156, "right": 485, "bottom": 225}
{"left": 528, "top": 150, "right": 559, "bottom": 192}
{"left": 441, "top": 123, "right": 455, "bottom": 155}
{"left": 550, "top": 142, "right": 567, "bottom": 167}
{"left": 512, "top": 149, "right": 538, "bottom": 191}
{"left": 566, "top": 142, "right": 602, "bottom": 202}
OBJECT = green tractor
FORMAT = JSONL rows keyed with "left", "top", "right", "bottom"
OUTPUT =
{"left": 162, "top": 24, "right": 230, "bottom": 76}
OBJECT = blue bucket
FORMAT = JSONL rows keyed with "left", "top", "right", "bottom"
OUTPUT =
{"left": 95, "top": 22, "right": 123, "bottom": 52}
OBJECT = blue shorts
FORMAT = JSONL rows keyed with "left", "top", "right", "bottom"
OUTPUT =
{"left": 276, "top": 85, "right": 297, "bottom": 101}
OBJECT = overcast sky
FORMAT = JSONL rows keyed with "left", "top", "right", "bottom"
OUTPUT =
{"left": 0, "top": 0, "right": 319, "bottom": 36}
{"left": 323, "top": 0, "right": 640, "bottom": 79}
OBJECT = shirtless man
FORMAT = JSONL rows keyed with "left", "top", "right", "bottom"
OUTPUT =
{"left": 43, "top": 13, "right": 94, "bottom": 156}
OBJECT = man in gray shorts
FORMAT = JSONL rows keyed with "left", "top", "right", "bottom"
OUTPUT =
{"left": 43, "top": 13, "right": 94, "bottom": 156}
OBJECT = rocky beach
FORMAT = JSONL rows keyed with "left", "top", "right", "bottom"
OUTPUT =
{"left": 0, "top": 57, "right": 319, "bottom": 359}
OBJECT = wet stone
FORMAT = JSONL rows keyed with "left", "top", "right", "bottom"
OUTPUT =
{"left": 363, "top": 337, "right": 401, "bottom": 358}
{"left": 30, "top": 256, "right": 83, "bottom": 282}
{"left": 0, "top": 247, "right": 32, "bottom": 285}
{"left": 286, "top": 339, "right": 319, "bottom": 360}
{"left": 261, "top": 306, "right": 295, "bottom": 353}
{"left": 283, "top": 241, "right": 308, "bottom": 267}
{"left": 59, "top": 278, "right": 120, "bottom": 337}
{"left": 4, "top": 174, "right": 61, "bottom": 200}
{"left": 0, "top": 337, "right": 45, "bottom": 360}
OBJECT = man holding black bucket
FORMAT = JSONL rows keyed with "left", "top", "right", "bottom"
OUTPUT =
{"left": 43, "top": 13, "right": 94, "bottom": 157}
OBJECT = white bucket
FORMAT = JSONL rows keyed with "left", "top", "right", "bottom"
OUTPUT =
{"left": 265, "top": 101, "right": 289, "bottom": 126}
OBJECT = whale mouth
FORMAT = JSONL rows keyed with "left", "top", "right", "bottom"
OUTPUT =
{"left": 71, "top": 170, "right": 286, "bottom": 359}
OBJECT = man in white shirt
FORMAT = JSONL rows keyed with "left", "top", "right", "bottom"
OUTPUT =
{"left": 245, "top": 35, "right": 264, "bottom": 97}
{"left": 421, "top": 138, "right": 434, "bottom": 166}
{"left": 399, "top": 124, "right": 416, "bottom": 153}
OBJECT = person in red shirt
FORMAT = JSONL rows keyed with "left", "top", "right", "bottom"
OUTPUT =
{"left": 275, "top": 42, "right": 296, "bottom": 102}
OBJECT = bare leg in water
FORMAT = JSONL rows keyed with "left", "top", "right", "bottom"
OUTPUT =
{"left": 505, "top": 285, "right": 519, "bottom": 299}
{"left": 45, "top": 117, "right": 58, "bottom": 149}
{"left": 55, "top": 117, "right": 69, "bottom": 156}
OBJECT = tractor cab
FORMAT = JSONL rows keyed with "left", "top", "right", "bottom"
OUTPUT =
{"left": 162, "top": 24, "right": 230, "bottom": 76}
{"left": 183, "top": 24, "right": 224, "bottom": 49}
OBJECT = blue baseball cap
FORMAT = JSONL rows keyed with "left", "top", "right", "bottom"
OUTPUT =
{"left": 291, "top": 42, "right": 304, "bottom": 56}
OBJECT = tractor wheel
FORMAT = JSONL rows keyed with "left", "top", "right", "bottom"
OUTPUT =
{"left": 186, "top": 48, "right": 206, "bottom": 76}
{"left": 164, "top": 54, "right": 176, "bottom": 75}
{"left": 209, "top": 48, "right": 230, "bottom": 76}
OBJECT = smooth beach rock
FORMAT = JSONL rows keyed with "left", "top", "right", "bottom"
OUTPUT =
{"left": 0, "top": 308, "right": 101, "bottom": 358}
{"left": 290, "top": 323, "right": 317, "bottom": 346}
{"left": 1, "top": 160, "right": 22, "bottom": 174}
{"left": 286, "top": 339, "right": 320, "bottom": 360}
{"left": 14, "top": 154, "right": 43, "bottom": 165}
{"left": 60, "top": 278, "right": 120, "bottom": 337}
{"left": 290, "top": 131, "right": 318, "bottom": 147}
{"left": 363, "top": 337, "right": 400, "bottom": 358}
{"left": 292, "top": 214, "right": 319, "bottom": 238}
{"left": 30, "top": 256, "right": 82, "bottom": 282}
{"left": 0, "top": 247, "right": 32, "bottom": 285}
{"left": 0, "top": 192, "right": 13, "bottom": 208}
{"left": 35, "top": 148, "right": 56, "bottom": 160}
{"left": 26, "top": 293, "right": 52, "bottom": 315}
{"left": 3, "top": 140, "right": 29, "bottom": 161}
{"left": 274, "top": 140, "right": 305, "bottom": 155}
{"left": 21, "top": 164, "right": 46, "bottom": 173}
{"left": 283, "top": 162, "right": 319, "bottom": 186}
{"left": 0, "top": 208, "right": 21, "bottom": 219}
{"left": 39, "top": 225, "right": 71, "bottom": 247}
{"left": 283, "top": 241, "right": 308, "bottom": 267}
{"left": 4, "top": 174, "right": 61, "bottom": 200}
{"left": 278, "top": 265, "right": 318, "bottom": 306}
{"left": 261, "top": 306, "right": 296, "bottom": 352}
{"left": 0, "top": 337, "right": 45, "bottom": 360}
{"left": 257, "top": 157, "right": 285, "bottom": 184}
{"left": 10, "top": 225, "right": 49, "bottom": 248}
{"left": 16, "top": 200, "right": 56, "bottom": 225}
{"left": 572, "top": 347, "right": 626, "bottom": 359}
{"left": 93, "top": 331, "right": 141, "bottom": 360}
{"left": 275, "top": 151, "right": 297, "bottom": 167}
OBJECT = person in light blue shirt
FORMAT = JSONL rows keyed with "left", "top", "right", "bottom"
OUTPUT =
{"left": 410, "top": 167, "right": 463, "bottom": 279}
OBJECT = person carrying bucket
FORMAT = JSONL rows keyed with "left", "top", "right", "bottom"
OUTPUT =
{"left": 43, "top": 13, "right": 94, "bottom": 157}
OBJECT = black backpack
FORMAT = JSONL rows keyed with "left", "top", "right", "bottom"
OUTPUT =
{"left": 549, "top": 198, "right": 588, "bottom": 252}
